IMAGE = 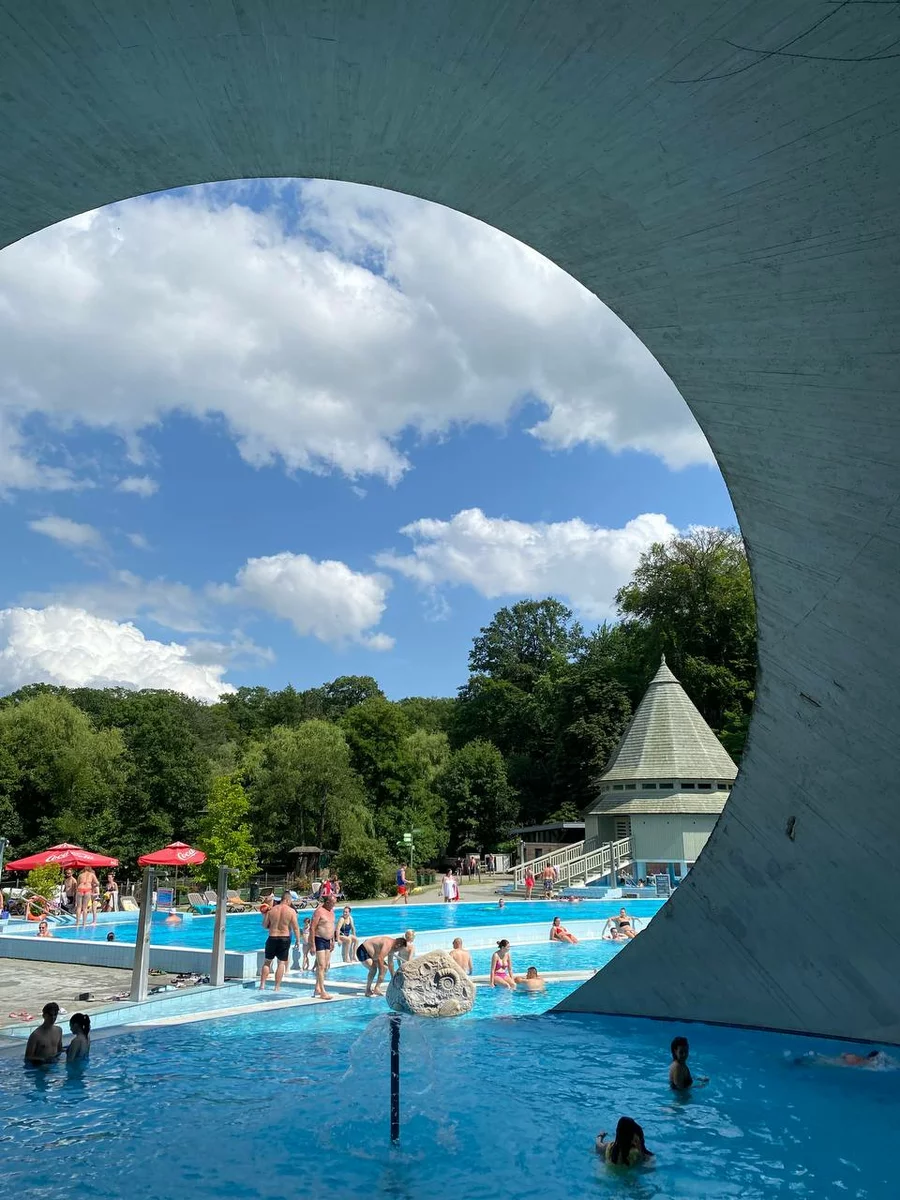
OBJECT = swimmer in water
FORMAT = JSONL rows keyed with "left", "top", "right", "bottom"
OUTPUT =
{"left": 669, "top": 1036, "right": 708, "bottom": 1090}
{"left": 66, "top": 1013, "right": 91, "bottom": 1062}
{"left": 596, "top": 1117, "right": 653, "bottom": 1166}
{"left": 793, "top": 1049, "right": 893, "bottom": 1069}
{"left": 515, "top": 965, "right": 546, "bottom": 992}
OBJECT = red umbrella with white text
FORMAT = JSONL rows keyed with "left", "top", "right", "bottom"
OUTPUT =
{"left": 137, "top": 842, "right": 207, "bottom": 908}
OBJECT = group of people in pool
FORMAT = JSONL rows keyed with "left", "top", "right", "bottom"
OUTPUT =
{"left": 23, "top": 1003, "right": 91, "bottom": 1066}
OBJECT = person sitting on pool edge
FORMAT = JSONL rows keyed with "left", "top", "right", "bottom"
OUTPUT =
{"left": 515, "top": 965, "right": 546, "bottom": 992}
{"left": 549, "top": 916, "right": 578, "bottom": 944}
{"left": 596, "top": 1116, "right": 654, "bottom": 1166}
{"left": 490, "top": 940, "right": 516, "bottom": 990}
{"left": 669, "top": 1036, "right": 708, "bottom": 1090}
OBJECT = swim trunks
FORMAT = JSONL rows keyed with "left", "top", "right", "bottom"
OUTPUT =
{"left": 356, "top": 944, "right": 371, "bottom": 963}
{"left": 264, "top": 935, "right": 290, "bottom": 962}
{"left": 397, "top": 885, "right": 407, "bottom": 896}
{"left": 314, "top": 936, "right": 332, "bottom": 952}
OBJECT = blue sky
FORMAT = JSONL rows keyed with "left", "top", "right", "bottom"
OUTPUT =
{"left": 0, "top": 180, "right": 734, "bottom": 701}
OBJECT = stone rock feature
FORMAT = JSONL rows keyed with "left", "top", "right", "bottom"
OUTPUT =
{"left": 385, "top": 950, "right": 475, "bottom": 1018}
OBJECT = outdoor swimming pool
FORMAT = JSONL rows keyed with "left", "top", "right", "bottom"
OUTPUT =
{"left": 2, "top": 982, "right": 896, "bottom": 1198}
{"left": 43, "top": 899, "right": 664, "bottom": 950}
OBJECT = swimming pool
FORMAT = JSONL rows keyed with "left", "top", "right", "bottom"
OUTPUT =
{"left": 2, "top": 984, "right": 896, "bottom": 1198}
{"left": 43, "top": 899, "right": 664, "bottom": 951}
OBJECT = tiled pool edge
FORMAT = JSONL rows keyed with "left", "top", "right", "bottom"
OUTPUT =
{"left": 0, "top": 930, "right": 258, "bottom": 979}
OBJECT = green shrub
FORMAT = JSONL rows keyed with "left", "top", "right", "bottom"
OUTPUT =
{"left": 25, "top": 865, "right": 63, "bottom": 900}
{"left": 332, "top": 836, "right": 390, "bottom": 900}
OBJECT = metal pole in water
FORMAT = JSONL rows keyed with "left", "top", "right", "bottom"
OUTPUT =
{"left": 389, "top": 1014, "right": 401, "bottom": 1144}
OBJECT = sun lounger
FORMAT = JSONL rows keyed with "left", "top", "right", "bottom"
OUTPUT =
{"left": 203, "top": 890, "right": 219, "bottom": 906}
{"left": 187, "top": 891, "right": 215, "bottom": 915}
{"left": 226, "top": 889, "right": 253, "bottom": 912}
{"left": 120, "top": 896, "right": 139, "bottom": 912}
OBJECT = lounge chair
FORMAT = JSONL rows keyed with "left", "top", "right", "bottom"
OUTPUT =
{"left": 226, "top": 889, "right": 254, "bottom": 912}
{"left": 187, "top": 891, "right": 215, "bottom": 915}
{"left": 120, "top": 896, "right": 139, "bottom": 912}
{"left": 203, "top": 890, "right": 219, "bottom": 907}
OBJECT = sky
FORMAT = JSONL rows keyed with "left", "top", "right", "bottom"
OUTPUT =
{"left": 0, "top": 179, "right": 735, "bottom": 702}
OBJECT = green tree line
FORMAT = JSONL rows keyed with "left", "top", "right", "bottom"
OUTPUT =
{"left": 0, "top": 528, "right": 755, "bottom": 894}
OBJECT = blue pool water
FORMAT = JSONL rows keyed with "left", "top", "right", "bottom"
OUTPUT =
{"left": 2, "top": 986, "right": 897, "bottom": 1198}
{"left": 44, "top": 899, "right": 664, "bottom": 950}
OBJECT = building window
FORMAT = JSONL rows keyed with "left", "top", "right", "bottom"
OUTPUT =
{"left": 613, "top": 784, "right": 624, "bottom": 791}
{"left": 658, "top": 783, "right": 673, "bottom": 790}
{"left": 615, "top": 818, "right": 631, "bottom": 839}
{"left": 625, "top": 783, "right": 637, "bottom": 790}
{"left": 641, "top": 783, "right": 657, "bottom": 789}
{"left": 698, "top": 782, "right": 712, "bottom": 789}
{"left": 718, "top": 782, "right": 732, "bottom": 790}
{"left": 682, "top": 782, "right": 695, "bottom": 789}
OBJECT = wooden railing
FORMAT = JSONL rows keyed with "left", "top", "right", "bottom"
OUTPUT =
{"left": 512, "top": 837, "right": 601, "bottom": 887}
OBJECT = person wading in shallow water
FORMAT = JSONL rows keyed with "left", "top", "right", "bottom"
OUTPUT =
{"left": 309, "top": 896, "right": 337, "bottom": 1000}
{"left": 24, "top": 1003, "right": 63, "bottom": 1064}
{"left": 259, "top": 891, "right": 300, "bottom": 993}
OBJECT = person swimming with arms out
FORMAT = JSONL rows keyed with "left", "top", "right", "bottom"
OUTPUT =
{"left": 490, "top": 939, "right": 516, "bottom": 990}
{"left": 66, "top": 1013, "right": 91, "bottom": 1062}
{"left": 669, "top": 1036, "right": 708, "bottom": 1090}
{"left": 792, "top": 1048, "right": 897, "bottom": 1069}
{"left": 596, "top": 1116, "right": 654, "bottom": 1166}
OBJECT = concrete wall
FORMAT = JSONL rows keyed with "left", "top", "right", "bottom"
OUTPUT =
{"left": 1, "top": 1, "right": 898, "bottom": 1040}
{"left": 630, "top": 815, "right": 718, "bottom": 864}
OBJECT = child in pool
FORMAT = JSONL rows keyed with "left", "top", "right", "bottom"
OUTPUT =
{"left": 67, "top": 1013, "right": 91, "bottom": 1062}
{"left": 596, "top": 1117, "right": 653, "bottom": 1166}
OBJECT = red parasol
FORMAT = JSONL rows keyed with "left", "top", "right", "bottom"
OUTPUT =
{"left": 137, "top": 842, "right": 206, "bottom": 910}
{"left": 5, "top": 843, "right": 119, "bottom": 871}
{"left": 137, "top": 842, "right": 206, "bottom": 867}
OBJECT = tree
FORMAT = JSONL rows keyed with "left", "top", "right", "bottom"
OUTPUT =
{"left": 332, "top": 833, "right": 390, "bottom": 900}
{"left": 249, "top": 721, "right": 367, "bottom": 858}
{"left": 323, "top": 675, "right": 384, "bottom": 719}
{"left": 468, "top": 598, "right": 584, "bottom": 690}
{"left": 0, "top": 693, "right": 126, "bottom": 856}
{"left": 396, "top": 696, "right": 456, "bottom": 733}
{"left": 615, "top": 527, "right": 756, "bottom": 734}
{"left": 436, "top": 739, "right": 517, "bottom": 851}
{"left": 197, "top": 774, "right": 258, "bottom": 886}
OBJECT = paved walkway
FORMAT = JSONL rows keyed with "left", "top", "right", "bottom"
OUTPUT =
{"left": 0, "top": 960, "right": 182, "bottom": 1028}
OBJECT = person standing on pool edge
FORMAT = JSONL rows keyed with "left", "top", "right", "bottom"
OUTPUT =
{"left": 309, "top": 895, "right": 337, "bottom": 1000}
{"left": 259, "top": 891, "right": 300, "bottom": 993}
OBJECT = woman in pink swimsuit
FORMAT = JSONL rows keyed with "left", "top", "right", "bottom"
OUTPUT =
{"left": 490, "top": 939, "right": 516, "bottom": 990}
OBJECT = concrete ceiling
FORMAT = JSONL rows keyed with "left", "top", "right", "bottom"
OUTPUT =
{"left": 2, "top": 1, "right": 898, "bottom": 1040}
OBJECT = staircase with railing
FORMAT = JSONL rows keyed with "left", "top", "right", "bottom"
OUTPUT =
{"left": 511, "top": 835, "right": 633, "bottom": 892}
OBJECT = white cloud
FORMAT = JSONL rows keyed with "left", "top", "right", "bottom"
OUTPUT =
{"left": 117, "top": 476, "right": 158, "bottom": 497}
{"left": 218, "top": 552, "right": 393, "bottom": 649}
{"left": 28, "top": 515, "right": 105, "bottom": 551}
{"left": 0, "top": 415, "right": 83, "bottom": 493}
{"left": 0, "top": 181, "right": 709, "bottom": 490}
{"left": 0, "top": 606, "right": 234, "bottom": 701}
{"left": 23, "top": 569, "right": 209, "bottom": 633}
{"left": 126, "top": 532, "right": 150, "bottom": 550}
{"left": 377, "top": 508, "right": 678, "bottom": 620}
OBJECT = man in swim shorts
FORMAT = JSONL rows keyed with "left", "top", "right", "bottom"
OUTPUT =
{"left": 259, "top": 891, "right": 300, "bottom": 992}
{"left": 308, "top": 895, "right": 337, "bottom": 1000}
{"left": 356, "top": 934, "right": 407, "bottom": 996}
{"left": 393, "top": 864, "right": 408, "bottom": 904}
{"left": 25, "top": 1002, "right": 63, "bottom": 1064}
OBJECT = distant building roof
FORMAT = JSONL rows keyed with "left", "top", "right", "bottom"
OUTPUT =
{"left": 511, "top": 822, "right": 585, "bottom": 836}
{"left": 589, "top": 791, "right": 729, "bottom": 816}
{"left": 597, "top": 656, "right": 738, "bottom": 784}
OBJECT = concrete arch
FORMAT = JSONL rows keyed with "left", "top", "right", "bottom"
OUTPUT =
{"left": 2, "top": 2, "right": 898, "bottom": 1041}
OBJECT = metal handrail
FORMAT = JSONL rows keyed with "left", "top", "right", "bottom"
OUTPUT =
{"left": 514, "top": 836, "right": 633, "bottom": 890}
{"left": 512, "top": 836, "right": 603, "bottom": 886}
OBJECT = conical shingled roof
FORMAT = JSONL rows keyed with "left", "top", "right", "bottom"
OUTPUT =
{"left": 599, "top": 656, "right": 737, "bottom": 782}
